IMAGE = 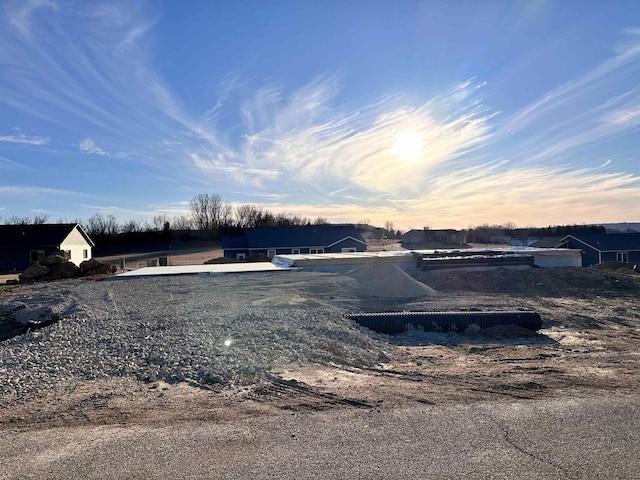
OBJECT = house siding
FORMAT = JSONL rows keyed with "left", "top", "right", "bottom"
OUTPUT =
{"left": 0, "top": 246, "right": 60, "bottom": 272}
{"left": 326, "top": 238, "right": 365, "bottom": 253}
{"left": 561, "top": 237, "right": 640, "bottom": 266}
{"left": 601, "top": 251, "right": 640, "bottom": 264}
{"left": 222, "top": 226, "right": 367, "bottom": 258}
{"left": 0, "top": 224, "right": 94, "bottom": 272}
{"left": 580, "top": 245, "right": 600, "bottom": 267}
{"left": 60, "top": 226, "right": 93, "bottom": 266}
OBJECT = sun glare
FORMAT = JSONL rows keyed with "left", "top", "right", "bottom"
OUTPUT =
{"left": 392, "top": 132, "right": 423, "bottom": 162}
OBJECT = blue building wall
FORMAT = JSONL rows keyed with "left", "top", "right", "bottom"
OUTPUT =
{"left": 223, "top": 238, "right": 366, "bottom": 258}
{"left": 600, "top": 251, "right": 640, "bottom": 265}
{"left": 563, "top": 237, "right": 640, "bottom": 266}
{"left": 0, "top": 247, "right": 58, "bottom": 272}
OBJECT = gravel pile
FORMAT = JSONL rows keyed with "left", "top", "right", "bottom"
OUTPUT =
{"left": 348, "top": 261, "right": 436, "bottom": 298}
{"left": 0, "top": 272, "right": 387, "bottom": 399}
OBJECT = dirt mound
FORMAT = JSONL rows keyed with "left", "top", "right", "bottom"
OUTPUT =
{"left": 348, "top": 261, "right": 436, "bottom": 299}
{"left": 416, "top": 267, "right": 640, "bottom": 296}
{"left": 479, "top": 324, "right": 539, "bottom": 339}
{"left": 592, "top": 262, "right": 638, "bottom": 273}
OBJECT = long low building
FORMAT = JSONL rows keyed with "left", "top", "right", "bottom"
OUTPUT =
{"left": 115, "top": 247, "right": 583, "bottom": 279}
{"left": 115, "top": 262, "right": 291, "bottom": 278}
{"left": 273, "top": 247, "right": 582, "bottom": 273}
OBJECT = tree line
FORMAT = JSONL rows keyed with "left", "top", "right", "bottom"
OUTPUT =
{"left": 189, "top": 193, "right": 329, "bottom": 232}
{"left": 464, "top": 222, "right": 606, "bottom": 244}
{"left": 0, "top": 193, "right": 332, "bottom": 243}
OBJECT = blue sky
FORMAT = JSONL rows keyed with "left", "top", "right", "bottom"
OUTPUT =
{"left": 1, "top": 0, "right": 639, "bottom": 229}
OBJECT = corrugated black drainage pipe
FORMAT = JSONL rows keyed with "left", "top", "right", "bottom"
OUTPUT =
{"left": 345, "top": 311, "right": 542, "bottom": 335}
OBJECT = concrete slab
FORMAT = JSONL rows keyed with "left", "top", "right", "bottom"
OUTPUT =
{"left": 274, "top": 247, "right": 582, "bottom": 272}
{"left": 116, "top": 262, "right": 291, "bottom": 278}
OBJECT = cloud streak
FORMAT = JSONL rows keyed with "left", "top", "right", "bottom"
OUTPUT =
{"left": 79, "top": 138, "right": 109, "bottom": 156}
{"left": 0, "top": 132, "right": 50, "bottom": 145}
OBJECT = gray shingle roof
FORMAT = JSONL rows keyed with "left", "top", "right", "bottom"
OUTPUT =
{"left": 223, "top": 225, "right": 366, "bottom": 250}
{"left": 559, "top": 233, "right": 640, "bottom": 252}
{"left": 0, "top": 223, "right": 94, "bottom": 248}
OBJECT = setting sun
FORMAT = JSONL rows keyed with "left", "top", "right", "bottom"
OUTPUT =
{"left": 392, "top": 132, "right": 423, "bottom": 162}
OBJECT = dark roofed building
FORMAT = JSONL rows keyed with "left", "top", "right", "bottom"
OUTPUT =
{"left": 222, "top": 225, "right": 367, "bottom": 259}
{"left": 556, "top": 233, "right": 640, "bottom": 266}
{"left": 0, "top": 223, "right": 94, "bottom": 272}
{"left": 401, "top": 228, "right": 467, "bottom": 249}
{"left": 530, "top": 237, "right": 564, "bottom": 248}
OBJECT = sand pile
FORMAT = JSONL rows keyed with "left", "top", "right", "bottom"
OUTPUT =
{"left": 348, "top": 260, "right": 436, "bottom": 299}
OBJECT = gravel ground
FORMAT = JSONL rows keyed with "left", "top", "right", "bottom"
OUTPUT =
{"left": 0, "top": 272, "right": 387, "bottom": 399}
{"left": 1, "top": 266, "right": 639, "bottom": 429}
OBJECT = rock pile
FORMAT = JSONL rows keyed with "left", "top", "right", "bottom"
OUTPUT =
{"left": 79, "top": 258, "right": 118, "bottom": 276}
{"left": 18, "top": 252, "right": 117, "bottom": 283}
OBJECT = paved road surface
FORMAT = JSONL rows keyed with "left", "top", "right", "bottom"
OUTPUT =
{"left": 1, "top": 395, "right": 638, "bottom": 479}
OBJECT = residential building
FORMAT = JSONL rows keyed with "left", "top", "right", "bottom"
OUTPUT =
{"left": 222, "top": 225, "right": 367, "bottom": 259}
{"left": 0, "top": 223, "right": 94, "bottom": 272}
{"left": 401, "top": 228, "right": 467, "bottom": 249}
{"left": 556, "top": 233, "right": 640, "bottom": 266}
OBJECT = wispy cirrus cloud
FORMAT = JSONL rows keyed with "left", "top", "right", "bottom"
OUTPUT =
{"left": 0, "top": 1, "right": 187, "bottom": 147}
{"left": 0, "top": 185, "right": 77, "bottom": 196}
{"left": 0, "top": 155, "right": 34, "bottom": 171}
{"left": 80, "top": 202, "right": 193, "bottom": 220}
{"left": 504, "top": 29, "right": 640, "bottom": 135}
{"left": 78, "top": 138, "right": 109, "bottom": 156}
{"left": 0, "top": 132, "right": 50, "bottom": 145}
{"left": 186, "top": 60, "right": 640, "bottom": 227}
{"left": 191, "top": 76, "right": 495, "bottom": 197}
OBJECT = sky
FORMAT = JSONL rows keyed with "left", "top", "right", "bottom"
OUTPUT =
{"left": 1, "top": 0, "right": 639, "bottom": 230}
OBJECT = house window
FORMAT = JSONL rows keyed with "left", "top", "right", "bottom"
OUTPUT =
{"left": 267, "top": 249, "right": 276, "bottom": 258}
{"left": 66, "top": 250, "right": 72, "bottom": 260}
{"left": 83, "top": 249, "right": 88, "bottom": 259}
{"left": 292, "top": 249, "right": 300, "bottom": 255}
{"left": 616, "top": 252, "right": 629, "bottom": 263}
{"left": 30, "top": 250, "right": 45, "bottom": 262}
{"left": 236, "top": 253, "right": 246, "bottom": 260}
{"left": 309, "top": 248, "right": 324, "bottom": 254}
{"left": 341, "top": 247, "right": 356, "bottom": 253}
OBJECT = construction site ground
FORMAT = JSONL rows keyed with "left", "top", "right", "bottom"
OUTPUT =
{"left": 1, "top": 261, "right": 639, "bottom": 431}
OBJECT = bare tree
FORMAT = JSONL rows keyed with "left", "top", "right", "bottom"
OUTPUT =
{"left": 172, "top": 215, "right": 193, "bottom": 230}
{"left": 190, "top": 193, "right": 233, "bottom": 233}
{"left": 4, "top": 215, "right": 31, "bottom": 225}
{"left": 384, "top": 220, "right": 394, "bottom": 234}
{"left": 84, "top": 213, "right": 119, "bottom": 237}
{"left": 152, "top": 215, "right": 168, "bottom": 231}
{"left": 121, "top": 219, "right": 143, "bottom": 234}
{"left": 235, "top": 204, "right": 264, "bottom": 228}
{"left": 190, "top": 194, "right": 213, "bottom": 231}
{"left": 32, "top": 213, "right": 50, "bottom": 224}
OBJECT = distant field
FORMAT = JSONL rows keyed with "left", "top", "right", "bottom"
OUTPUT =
{"left": 95, "top": 241, "right": 224, "bottom": 270}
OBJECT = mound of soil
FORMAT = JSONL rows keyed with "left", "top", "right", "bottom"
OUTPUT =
{"left": 348, "top": 261, "right": 436, "bottom": 299}
{"left": 592, "top": 261, "right": 639, "bottom": 273}
{"left": 415, "top": 267, "right": 640, "bottom": 297}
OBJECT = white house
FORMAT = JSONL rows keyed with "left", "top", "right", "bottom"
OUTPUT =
{"left": 0, "top": 223, "right": 95, "bottom": 271}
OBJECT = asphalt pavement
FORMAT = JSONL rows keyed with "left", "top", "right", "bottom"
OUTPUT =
{"left": 1, "top": 395, "right": 638, "bottom": 479}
